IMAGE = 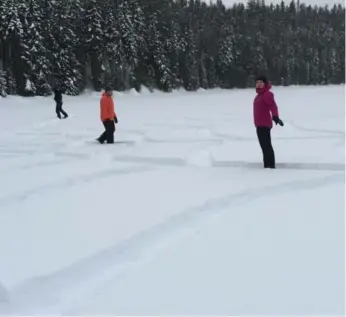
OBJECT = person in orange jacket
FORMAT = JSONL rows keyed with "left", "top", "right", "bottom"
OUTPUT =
{"left": 96, "top": 87, "right": 118, "bottom": 144}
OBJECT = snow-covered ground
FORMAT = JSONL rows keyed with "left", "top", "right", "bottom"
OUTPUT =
{"left": 0, "top": 85, "right": 344, "bottom": 315}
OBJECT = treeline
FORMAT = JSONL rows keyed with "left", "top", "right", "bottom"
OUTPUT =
{"left": 0, "top": 0, "right": 344, "bottom": 97}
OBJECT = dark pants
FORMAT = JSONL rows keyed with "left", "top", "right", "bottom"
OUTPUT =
{"left": 97, "top": 119, "right": 115, "bottom": 144}
{"left": 256, "top": 127, "right": 275, "bottom": 168}
{"left": 56, "top": 102, "right": 68, "bottom": 119}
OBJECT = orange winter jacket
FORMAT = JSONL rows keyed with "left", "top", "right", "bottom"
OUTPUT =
{"left": 100, "top": 92, "right": 115, "bottom": 121}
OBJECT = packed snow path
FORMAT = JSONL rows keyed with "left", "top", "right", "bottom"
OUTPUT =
{"left": 0, "top": 86, "right": 344, "bottom": 315}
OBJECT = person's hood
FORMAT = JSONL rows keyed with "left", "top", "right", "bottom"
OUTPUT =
{"left": 256, "top": 82, "right": 272, "bottom": 94}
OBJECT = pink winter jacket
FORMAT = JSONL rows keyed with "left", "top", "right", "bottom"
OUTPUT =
{"left": 253, "top": 82, "right": 279, "bottom": 128}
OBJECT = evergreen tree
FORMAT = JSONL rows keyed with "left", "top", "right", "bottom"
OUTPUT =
{"left": 49, "top": 0, "right": 81, "bottom": 95}
{"left": 0, "top": 70, "right": 7, "bottom": 97}
{"left": 0, "top": 0, "right": 344, "bottom": 97}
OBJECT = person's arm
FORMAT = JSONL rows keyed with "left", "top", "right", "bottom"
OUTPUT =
{"left": 113, "top": 101, "right": 118, "bottom": 123}
{"left": 265, "top": 91, "right": 279, "bottom": 117}
{"left": 265, "top": 91, "right": 284, "bottom": 126}
{"left": 106, "top": 99, "right": 115, "bottom": 120}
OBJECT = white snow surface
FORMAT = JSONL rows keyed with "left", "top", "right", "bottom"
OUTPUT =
{"left": 0, "top": 85, "right": 344, "bottom": 315}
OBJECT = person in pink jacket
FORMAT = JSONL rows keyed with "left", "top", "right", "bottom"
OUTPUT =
{"left": 253, "top": 75, "right": 284, "bottom": 169}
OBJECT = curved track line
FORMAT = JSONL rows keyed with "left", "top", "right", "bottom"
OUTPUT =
{"left": 0, "top": 165, "right": 152, "bottom": 209}
{"left": 288, "top": 121, "right": 345, "bottom": 136}
{"left": 5, "top": 172, "right": 343, "bottom": 315}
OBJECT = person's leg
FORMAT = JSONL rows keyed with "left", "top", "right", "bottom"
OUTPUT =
{"left": 55, "top": 102, "right": 61, "bottom": 119}
{"left": 265, "top": 128, "right": 275, "bottom": 168}
{"left": 97, "top": 121, "right": 108, "bottom": 144}
{"left": 256, "top": 127, "right": 275, "bottom": 168}
{"left": 256, "top": 127, "right": 266, "bottom": 167}
{"left": 60, "top": 102, "right": 68, "bottom": 118}
{"left": 106, "top": 120, "right": 115, "bottom": 144}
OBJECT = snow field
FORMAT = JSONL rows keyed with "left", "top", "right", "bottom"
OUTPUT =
{"left": 0, "top": 84, "right": 344, "bottom": 314}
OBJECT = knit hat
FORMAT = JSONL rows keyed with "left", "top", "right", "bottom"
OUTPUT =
{"left": 255, "top": 75, "right": 268, "bottom": 84}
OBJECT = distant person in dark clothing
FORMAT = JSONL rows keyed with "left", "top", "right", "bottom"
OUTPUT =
{"left": 96, "top": 87, "right": 118, "bottom": 144}
{"left": 53, "top": 87, "right": 68, "bottom": 119}
{"left": 253, "top": 75, "right": 284, "bottom": 169}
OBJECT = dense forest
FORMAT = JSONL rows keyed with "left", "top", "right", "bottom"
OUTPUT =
{"left": 0, "top": 0, "right": 344, "bottom": 97}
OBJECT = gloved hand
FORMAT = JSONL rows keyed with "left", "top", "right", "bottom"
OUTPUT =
{"left": 114, "top": 115, "right": 118, "bottom": 124}
{"left": 273, "top": 116, "right": 284, "bottom": 126}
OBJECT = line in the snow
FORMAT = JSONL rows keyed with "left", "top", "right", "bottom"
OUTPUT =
{"left": 289, "top": 121, "right": 345, "bottom": 136}
{"left": 0, "top": 165, "right": 153, "bottom": 209}
{"left": 6, "top": 172, "right": 343, "bottom": 315}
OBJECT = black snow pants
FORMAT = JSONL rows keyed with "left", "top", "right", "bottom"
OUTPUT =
{"left": 256, "top": 127, "right": 275, "bottom": 168}
{"left": 56, "top": 102, "right": 68, "bottom": 119}
{"left": 98, "top": 119, "right": 115, "bottom": 144}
